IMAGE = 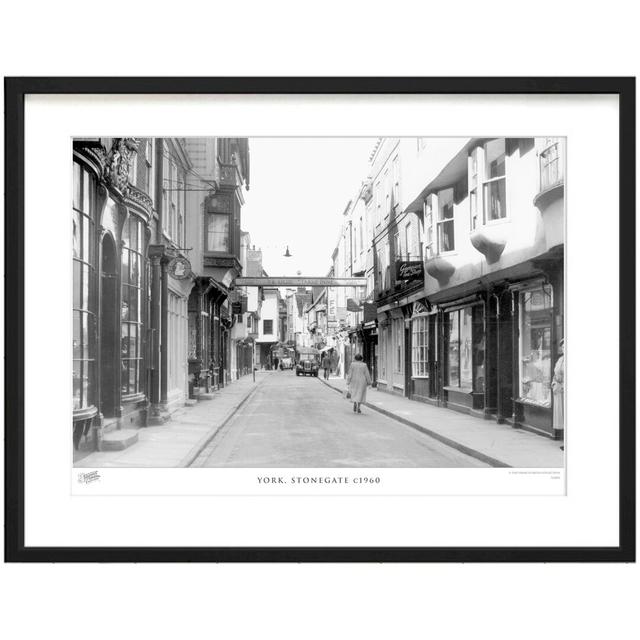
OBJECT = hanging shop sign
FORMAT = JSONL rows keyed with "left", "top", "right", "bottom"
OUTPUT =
{"left": 396, "top": 260, "right": 424, "bottom": 282}
{"left": 205, "top": 192, "right": 233, "bottom": 214}
{"left": 168, "top": 256, "right": 192, "bottom": 280}
{"left": 346, "top": 298, "right": 362, "bottom": 313}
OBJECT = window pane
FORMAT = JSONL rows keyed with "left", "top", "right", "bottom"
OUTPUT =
{"left": 484, "top": 178, "right": 507, "bottom": 221}
{"left": 207, "top": 214, "right": 230, "bottom": 252}
{"left": 439, "top": 219, "right": 455, "bottom": 252}
{"left": 83, "top": 215, "right": 91, "bottom": 264}
{"left": 460, "top": 307, "right": 473, "bottom": 388}
{"left": 82, "top": 169, "right": 92, "bottom": 213}
{"left": 448, "top": 311, "right": 459, "bottom": 387}
{"left": 73, "top": 360, "right": 83, "bottom": 409}
{"left": 130, "top": 324, "right": 138, "bottom": 357}
{"left": 73, "top": 311, "right": 82, "bottom": 358}
{"left": 138, "top": 350, "right": 146, "bottom": 392}
{"left": 121, "top": 324, "right": 130, "bottom": 357}
{"left": 129, "top": 286, "right": 139, "bottom": 321}
{"left": 82, "top": 313, "right": 91, "bottom": 360}
{"left": 520, "top": 288, "right": 553, "bottom": 406}
{"left": 121, "top": 360, "right": 130, "bottom": 394}
{"left": 73, "top": 163, "right": 82, "bottom": 210}
{"left": 130, "top": 218, "right": 138, "bottom": 252}
{"left": 439, "top": 189, "right": 454, "bottom": 220}
{"left": 130, "top": 253, "right": 140, "bottom": 287}
{"left": 121, "top": 286, "right": 130, "bottom": 321}
{"left": 541, "top": 140, "right": 561, "bottom": 190}
{"left": 473, "top": 307, "right": 486, "bottom": 393}
{"left": 122, "top": 218, "right": 130, "bottom": 248}
{"left": 73, "top": 260, "right": 81, "bottom": 309}
{"left": 85, "top": 360, "right": 94, "bottom": 407}
{"left": 81, "top": 264, "right": 90, "bottom": 309}
{"left": 129, "top": 360, "right": 138, "bottom": 394}
{"left": 73, "top": 211, "right": 81, "bottom": 258}
{"left": 485, "top": 139, "right": 506, "bottom": 179}
{"left": 122, "top": 249, "right": 129, "bottom": 285}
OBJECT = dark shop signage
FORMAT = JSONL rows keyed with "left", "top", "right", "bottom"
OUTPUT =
{"left": 396, "top": 260, "right": 424, "bottom": 282}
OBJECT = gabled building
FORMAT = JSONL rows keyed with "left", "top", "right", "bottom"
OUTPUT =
{"left": 184, "top": 137, "right": 250, "bottom": 394}
{"left": 256, "top": 286, "right": 281, "bottom": 368}
{"left": 402, "top": 137, "right": 565, "bottom": 437}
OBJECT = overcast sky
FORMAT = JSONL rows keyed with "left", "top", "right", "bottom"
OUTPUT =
{"left": 241, "top": 138, "right": 377, "bottom": 277}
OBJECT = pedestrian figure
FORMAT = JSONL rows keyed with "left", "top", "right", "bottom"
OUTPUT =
{"left": 273, "top": 356, "right": 279, "bottom": 371}
{"left": 347, "top": 353, "right": 371, "bottom": 414}
{"left": 552, "top": 338, "right": 565, "bottom": 450}
{"left": 321, "top": 352, "right": 331, "bottom": 380}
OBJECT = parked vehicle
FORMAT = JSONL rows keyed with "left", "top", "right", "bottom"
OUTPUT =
{"left": 295, "top": 347, "right": 320, "bottom": 377}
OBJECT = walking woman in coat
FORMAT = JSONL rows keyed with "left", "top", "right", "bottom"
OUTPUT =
{"left": 346, "top": 353, "right": 372, "bottom": 414}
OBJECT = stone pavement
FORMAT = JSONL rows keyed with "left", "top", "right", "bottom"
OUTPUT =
{"left": 320, "top": 376, "right": 564, "bottom": 468}
{"left": 75, "top": 373, "right": 263, "bottom": 468}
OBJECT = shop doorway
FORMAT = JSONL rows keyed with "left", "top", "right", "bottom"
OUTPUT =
{"left": 100, "top": 233, "right": 118, "bottom": 418}
{"left": 497, "top": 295, "right": 514, "bottom": 422}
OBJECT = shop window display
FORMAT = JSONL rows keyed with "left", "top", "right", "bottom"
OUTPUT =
{"left": 472, "top": 305, "right": 486, "bottom": 393}
{"left": 447, "top": 311, "right": 460, "bottom": 387}
{"left": 519, "top": 286, "right": 553, "bottom": 406}
{"left": 121, "top": 215, "right": 146, "bottom": 396}
{"left": 72, "top": 162, "right": 97, "bottom": 410}
{"left": 448, "top": 306, "right": 483, "bottom": 391}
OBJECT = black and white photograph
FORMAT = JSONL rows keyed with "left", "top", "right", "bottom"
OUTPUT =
{"left": 6, "top": 77, "right": 632, "bottom": 563}
{"left": 72, "top": 135, "right": 565, "bottom": 473}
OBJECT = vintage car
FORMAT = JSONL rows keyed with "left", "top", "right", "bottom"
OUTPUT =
{"left": 295, "top": 347, "right": 320, "bottom": 377}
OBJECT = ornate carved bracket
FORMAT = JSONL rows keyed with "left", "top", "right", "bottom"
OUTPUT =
{"left": 102, "top": 138, "right": 139, "bottom": 195}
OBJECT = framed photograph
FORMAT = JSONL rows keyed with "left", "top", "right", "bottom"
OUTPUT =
{"left": 4, "top": 77, "right": 635, "bottom": 562}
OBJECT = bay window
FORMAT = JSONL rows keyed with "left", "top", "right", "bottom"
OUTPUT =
{"left": 437, "top": 188, "right": 455, "bottom": 253}
{"left": 483, "top": 138, "right": 507, "bottom": 222}
{"left": 424, "top": 195, "right": 434, "bottom": 258}
{"left": 469, "top": 147, "right": 480, "bottom": 230}
{"left": 519, "top": 285, "right": 553, "bottom": 406}
{"left": 392, "top": 155, "right": 400, "bottom": 208}
{"left": 207, "top": 212, "right": 230, "bottom": 252}
{"left": 469, "top": 139, "right": 508, "bottom": 228}
{"left": 121, "top": 215, "right": 145, "bottom": 396}
{"left": 145, "top": 139, "right": 154, "bottom": 198}
{"left": 73, "top": 162, "right": 97, "bottom": 410}
{"left": 539, "top": 137, "right": 563, "bottom": 190}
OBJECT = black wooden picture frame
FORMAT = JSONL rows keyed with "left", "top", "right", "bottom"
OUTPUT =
{"left": 4, "top": 77, "right": 635, "bottom": 562}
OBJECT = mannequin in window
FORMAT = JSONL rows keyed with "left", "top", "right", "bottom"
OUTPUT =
{"left": 552, "top": 338, "right": 565, "bottom": 450}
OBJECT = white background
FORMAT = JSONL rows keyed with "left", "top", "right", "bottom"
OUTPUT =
{"left": 1, "top": 1, "right": 638, "bottom": 639}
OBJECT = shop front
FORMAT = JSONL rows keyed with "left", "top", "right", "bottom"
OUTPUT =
{"left": 512, "top": 278, "right": 562, "bottom": 437}
{"left": 428, "top": 272, "right": 563, "bottom": 438}
{"left": 441, "top": 299, "right": 486, "bottom": 416}
{"left": 187, "top": 277, "right": 229, "bottom": 396}
{"left": 408, "top": 301, "right": 439, "bottom": 405}
{"left": 73, "top": 139, "right": 153, "bottom": 450}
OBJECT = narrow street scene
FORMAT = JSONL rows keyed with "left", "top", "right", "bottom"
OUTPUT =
{"left": 73, "top": 136, "right": 565, "bottom": 469}
{"left": 194, "top": 371, "right": 488, "bottom": 468}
